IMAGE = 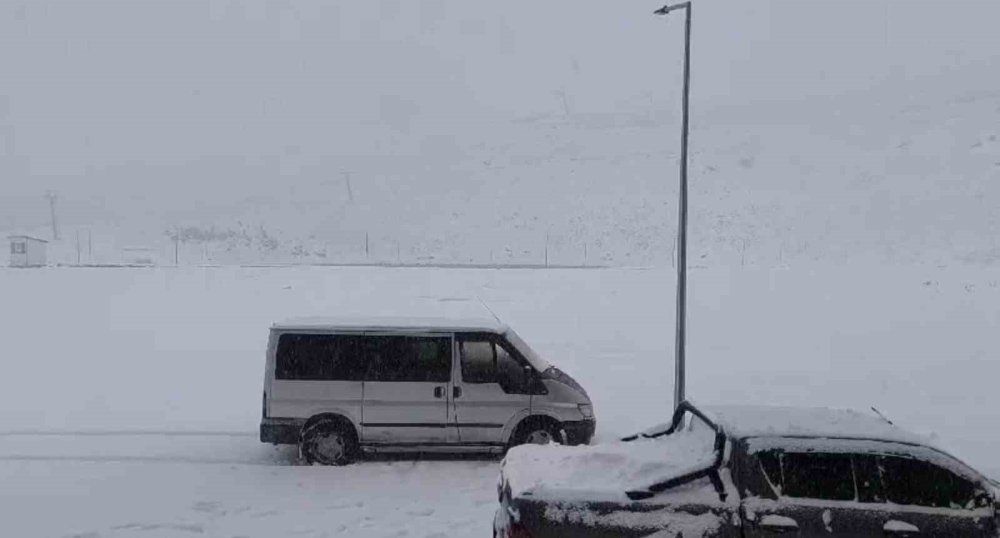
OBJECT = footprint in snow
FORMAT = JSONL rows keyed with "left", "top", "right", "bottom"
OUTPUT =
{"left": 406, "top": 508, "right": 435, "bottom": 517}
{"left": 191, "top": 501, "right": 224, "bottom": 514}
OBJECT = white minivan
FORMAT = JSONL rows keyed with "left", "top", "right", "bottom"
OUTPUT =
{"left": 260, "top": 317, "right": 595, "bottom": 465}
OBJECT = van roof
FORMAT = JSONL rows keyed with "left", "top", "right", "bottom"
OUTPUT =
{"left": 271, "top": 316, "right": 508, "bottom": 334}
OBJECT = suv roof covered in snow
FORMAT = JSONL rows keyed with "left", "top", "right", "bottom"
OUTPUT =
{"left": 705, "top": 404, "right": 930, "bottom": 446}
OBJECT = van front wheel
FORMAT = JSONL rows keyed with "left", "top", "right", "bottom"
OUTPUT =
{"left": 510, "top": 418, "right": 564, "bottom": 448}
{"left": 300, "top": 420, "right": 358, "bottom": 466}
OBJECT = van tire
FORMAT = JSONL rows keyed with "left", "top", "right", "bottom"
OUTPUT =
{"left": 300, "top": 418, "right": 359, "bottom": 466}
{"left": 509, "top": 417, "right": 564, "bottom": 449}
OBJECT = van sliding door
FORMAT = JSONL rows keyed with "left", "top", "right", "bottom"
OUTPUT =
{"left": 361, "top": 334, "right": 454, "bottom": 445}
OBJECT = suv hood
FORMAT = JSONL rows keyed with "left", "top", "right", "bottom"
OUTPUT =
{"left": 501, "top": 423, "right": 718, "bottom": 503}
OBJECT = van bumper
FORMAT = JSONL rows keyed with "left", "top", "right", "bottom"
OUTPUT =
{"left": 260, "top": 418, "right": 304, "bottom": 445}
{"left": 563, "top": 419, "right": 596, "bottom": 445}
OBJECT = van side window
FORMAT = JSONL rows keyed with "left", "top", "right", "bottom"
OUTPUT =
{"left": 495, "top": 342, "right": 527, "bottom": 392}
{"left": 366, "top": 336, "right": 451, "bottom": 383}
{"left": 459, "top": 336, "right": 530, "bottom": 393}
{"left": 459, "top": 340, "right": 496, "bottom": 383}
{"left": 275, "top": 334, "right": 365, "bottom": 381}
{"left": 882, "top": 456, "right": 975, "bottom": 509}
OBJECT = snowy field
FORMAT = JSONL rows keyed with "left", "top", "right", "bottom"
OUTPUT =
{"left": 0, "top": 265, "right": 997, "bottom": 537}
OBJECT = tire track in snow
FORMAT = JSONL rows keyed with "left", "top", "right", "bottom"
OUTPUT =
{"left": 0, "top": 454, "right": 292, "bottom": 466}
{"left": 0, "top": 431, "right": 297, "bottom": 467}
{"left": 0, "top": 429, "right": 255, "bottom": 437}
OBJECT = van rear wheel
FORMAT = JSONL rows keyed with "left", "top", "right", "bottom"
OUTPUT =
{"left": 300, "top": 420, "right": 358, "bottom": 466}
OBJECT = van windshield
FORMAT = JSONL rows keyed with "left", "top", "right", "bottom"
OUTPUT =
{"left": 504, "top": 329, "right": 551, "bottom": 372}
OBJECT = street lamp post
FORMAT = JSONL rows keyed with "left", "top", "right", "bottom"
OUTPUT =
{"left": 654, "top": 2, "right": 692, "bottom": 412}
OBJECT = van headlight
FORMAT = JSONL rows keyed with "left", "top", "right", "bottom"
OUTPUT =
{"left": 578, "top": 404, "right": 594, "bottom": 419}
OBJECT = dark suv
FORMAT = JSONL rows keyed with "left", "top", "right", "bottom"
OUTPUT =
{"left": 495, "top": 401, "right": 999, "bottom": 537}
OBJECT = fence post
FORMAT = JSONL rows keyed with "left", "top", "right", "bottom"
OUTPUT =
{"left": 545, "top": 234, "right": 549, "bottom": 267}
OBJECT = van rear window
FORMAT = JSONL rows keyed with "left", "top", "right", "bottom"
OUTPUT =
{"left": 275, "top": 334, "right": 366, "bottom": 381}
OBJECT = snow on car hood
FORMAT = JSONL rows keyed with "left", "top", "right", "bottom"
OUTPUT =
{"left": 502, "top": 422, "right": 718, "bottom": 502}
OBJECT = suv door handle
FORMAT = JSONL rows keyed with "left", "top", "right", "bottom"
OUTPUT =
{"left": 433, "top": 386, "right": 444, "bottom": 398}
{"left": 453, "top": 386, "right": 462, "bottom": 398}
{"left": 884, "top": 521, "right": 920, "bottom": 535}
{"left": 758, "top": 515, "right": 799, "bottom": 534}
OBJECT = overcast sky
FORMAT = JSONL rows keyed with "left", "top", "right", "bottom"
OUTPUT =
{"left": 2, "top": 0, "right": 998, "bottom": 230}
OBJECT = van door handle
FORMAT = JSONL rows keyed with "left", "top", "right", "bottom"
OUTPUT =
{"left": 434, "top": 387, "right": 444, "bottom": 398}
{"left": 453, "top": 386, "right": 462, "bottom": 398}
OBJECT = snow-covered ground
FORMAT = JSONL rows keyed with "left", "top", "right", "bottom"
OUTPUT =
{"left": 0, "top": 265, "right": 997, "bottom": 537}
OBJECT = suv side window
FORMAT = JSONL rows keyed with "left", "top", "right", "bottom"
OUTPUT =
{"left": 366, "top": 335, "right": 451, "bottom": 383}
{"left": 782, "top": 452, "right": 856, "bottom": 501}
{"left": 882, "top": 456, "right": 976, "bottom": 509}
{"left": 275, "top": 334, "right": 366, "bottom": 380}
{"left": 757, "top": 450, "right": 857, "bottom": 502}
{"left": 853, "top": 454, "right": 885, "bottom": 503}
{"left": 756, "top": 450, "right": 784, "bottom": 497}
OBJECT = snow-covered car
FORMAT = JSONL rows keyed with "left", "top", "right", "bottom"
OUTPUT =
{"left": 260, "top": 317, "right": 595, "bottom": 464}
{"left": 495, "top": 401, "right": 999, "bottom": 537}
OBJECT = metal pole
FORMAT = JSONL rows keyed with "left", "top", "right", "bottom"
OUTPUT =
{"left": 673, "top": 3, "right": 692, "bottom": 411}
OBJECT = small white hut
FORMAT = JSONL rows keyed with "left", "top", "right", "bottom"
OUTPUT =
{"left": 9, "top": 236, "right": 48, "bottom": 267}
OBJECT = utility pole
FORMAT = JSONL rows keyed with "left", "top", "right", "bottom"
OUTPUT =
{"left": 45, "top": 191, "right": 60, "bottom": 240}
{"left": 655, "top": 1, "right": 693, "bottom": 412}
